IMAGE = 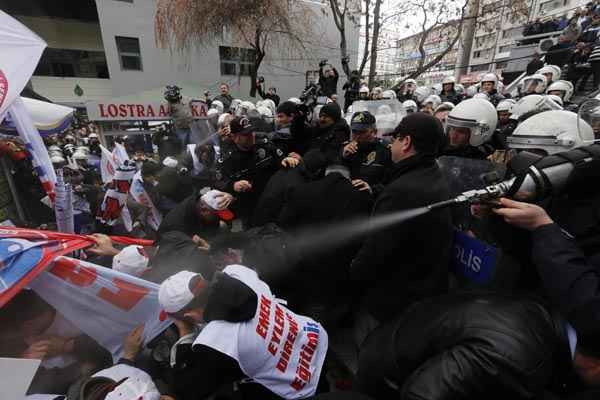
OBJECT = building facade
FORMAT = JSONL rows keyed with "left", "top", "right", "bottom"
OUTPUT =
{"left": 4, "top": 0, "right": 359, "bottom": 108}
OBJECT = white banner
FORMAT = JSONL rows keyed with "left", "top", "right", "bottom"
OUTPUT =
{"left": 0, "top": 11, "right": 46, "bottom": 122}
{"left": 130, "top": 171, "right": 162, "bottom": 231}
{"left": 86, "top": 100, "right": 209, "bottom": 122}
{"left": 29, "top": 257, "right": 172, "bottom": 361}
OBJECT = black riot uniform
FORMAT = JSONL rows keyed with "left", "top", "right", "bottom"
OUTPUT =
{"left": 214, "top": 117, "right": 285, "bottom": 226}
{"left": 342, "top": 111, "right": 392, "bottom": 196}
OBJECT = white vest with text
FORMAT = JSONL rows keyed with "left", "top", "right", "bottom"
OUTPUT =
{"left": 193, "top": 265, "right": 328, "bottom": 399}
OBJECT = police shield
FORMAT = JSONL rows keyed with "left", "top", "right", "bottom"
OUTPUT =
{"left": 437, "top": 156, "right": 506, "bottom": 197}
{"left": 345, "top": 99, "right": 406, "bottom": 136}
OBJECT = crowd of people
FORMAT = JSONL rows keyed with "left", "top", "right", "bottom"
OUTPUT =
{"left": 4, "top": 52, "right": 600, "bottom": 400}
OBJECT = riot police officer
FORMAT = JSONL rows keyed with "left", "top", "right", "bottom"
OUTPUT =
{"left": 342, "top": 111, "right": 392, "bottom": 196}
{"left": 214, "top": 116, "right": 286, "bottom": 226}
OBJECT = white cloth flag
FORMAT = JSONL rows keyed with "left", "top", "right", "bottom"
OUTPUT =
{"left": 29, "top": 257, "right": 172, "bottom": 361}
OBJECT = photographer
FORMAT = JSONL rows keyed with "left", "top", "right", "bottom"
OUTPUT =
{"left": 256, "top": 77, "right": 280, "bottom": 106}
{"left": 342, "top": 63, "right": 361, "bottom": 112}
{"left": 164, "top": 85, "right": 194, "bottom": 147}
{"left": 318, "top": 59, "right": 339, "bottom": 98}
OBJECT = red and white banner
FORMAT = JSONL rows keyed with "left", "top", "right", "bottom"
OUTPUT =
{"left": 29, "top": 257, "right": 171, "bottom": 360}
{"left": 86, "top": 100, "right": 209, "bottom": 122}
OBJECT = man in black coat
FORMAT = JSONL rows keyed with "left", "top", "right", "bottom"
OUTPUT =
{"left": 356, "top": 292, "right": 581, "bottom": 400}
{"left": 319, "top": 61, "right": 339, "bottom": 98}
{"left": 527, "top": 52, "right": 545, "bottom": 75}
{"left": 307, "top": 103, "right": 350, "bottom": 166}
{"left": 350, "top": 113, "right": 453, "bottom": 324}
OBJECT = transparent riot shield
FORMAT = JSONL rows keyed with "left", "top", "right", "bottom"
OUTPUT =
{"left": 344, "top": 99, "right": 406, "bottom": 137}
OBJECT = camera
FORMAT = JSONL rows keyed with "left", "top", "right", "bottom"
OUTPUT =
{"left": 258, "top": 76, "right": 265, "bottom": 84}
{"left": 319, "top": 59, "right": 328, "bottom": 67}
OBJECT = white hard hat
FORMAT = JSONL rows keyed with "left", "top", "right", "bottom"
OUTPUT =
{"left": 359, "top": 85, "right": 369, "bottom": 94}
{"left": 446, "top": 98, "right": 498, "bottom": 146}
{"left": 402, "top": 100, "right": 418, "bottom": 113}
{"left": 522, "top": 74, "right": 547, "bottom": 94}
{"left": 496, "top": 99, "right": 516, "bottom": 113}
{"left": 382, "top": 90, "right": 397, "bottom": 99}
{"left": 536, "top": 65, "right": 561, "bottom": 83}
{"left": 480, "top": 73, "right": 498, "bottom": 86}
{"left": 424, "top": 95, "right": 442, "bottom": 108}
{"left": 546, "top": 94, "right": 564, "bottom": 108}
{"left": 442, "top": 76, "right": 456, "bottom": 85}
{"left": 508, "top": 110, "right": 593, "bottom": 155}
{"left": 210, "top": 100, "right": 224, "bottom": 114}
{"left": 113, "top": 245, "right": 150, "bottom": 277}
{"left": 415, "top": 86, "right": 431, "bottom": 103}
{"left": 546, "top": 80, "right": 574, "bottom": 102}
{"left": 288, "top": 97, "right": 302, "bottom": 104}
{"left": 510, "top": 94, "right": 563, "bottom": 121}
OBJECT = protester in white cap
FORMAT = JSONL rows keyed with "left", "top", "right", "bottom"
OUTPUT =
{"left": 87, "top": 234, "right": 152, "bottom": 278}
{"left": 158, "top": 265, "right": 329, "bottom": 400}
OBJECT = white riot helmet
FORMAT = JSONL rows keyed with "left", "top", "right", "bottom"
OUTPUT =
{"left": 256, "top": 105, "right": 273, "bottom": 119}
{"left": 455, "top": 83, "right": 465, "bottom": 95}
{"left": 263, "top": 99, "right": 276, "bottom": 115}
{"left": 546, "top": 80, "right": 574, "bottom": 102}
{"left": 217, "top": 113, "right": 232, "bottom": 129}
{"left": 466, "top": 85, "right": 478, "bottom": 98}
{"left": 510, "top": 94, "right": 563, "bottom": 121}
{"left": 424, "top": 95, "right": 442, "bottom": 109}
{"left": 579, "top": 98, "right": 600, "bottom": 139}
{"left": 359, "top": 85, "right": 369, "bottom": 95}
{"left": 236, "top": 101, "right": 256, "bottom": 117}
{"left": 229, "top": 99, "right": 242, "bottom": 114}
{"left": 536, "top": 65, "right": 561, "bottom": 84}
{"left": 51, "top": 154, "right": 66, "bottom": 164}
{"left": 73, "top": 150, "right": 88, "bottom": 161}
{"left": 441, "top": 101, "right": 455, "bottom": 110}
{"left": 480, "top": 73, "right": 498, "bottom": 88}
{"left": 522, "top": 74, "right": 547, "bottom": 94}
{"left": 210, "top": 100, "right": 224, "bottom": 114}
{"left": 371, "top": 87, "right": 384, "bottom": 99}
{"left": 382, "top": 90, "right": 397, "bottom": 99}
{"left": 496, "top": 99, "right": 516, "bottom": 113}
{"left": 402, "top": 100, "right": 418, "bottom": 113}
{"left": 287, "top": 97, "right": 302, "bottom": 105}
{"left": 404, "top": 79, "right": 417, "bottom": 91}
{"left": 546, "top": 94, "right": 564, "bottom": 108}
{"left": 48, "top": 145, "right": 61, "bottom": 152}
{"left": 473, "top": 92, "right": 489, "bottom": 100}
{"left": 508, "top": 110, "right": 594, "bottom": 155}
{"left": 442, "top": 76, "right": 456, "bottom": 85}
{"left": 207, "top": 108, "right": 219, "bottom": 119}
{"left": 415, "top": 86, "right": 431, "bottom": 103}
{"left": 446, "top": 98, "right": 498, "bottom": 146}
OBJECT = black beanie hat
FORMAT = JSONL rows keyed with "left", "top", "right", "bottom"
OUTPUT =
{"left": 393, "top": 112, "right": 444, "bottom": 156}
{"left": 276, "top": 101, "right": 297, "bottom": 116}
{"left": 319, "top": 103, "right": 342, "bottom": 122}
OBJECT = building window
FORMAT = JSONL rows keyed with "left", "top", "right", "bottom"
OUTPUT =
{"left": 498, "top": 44, "right": 512, "bottom": 53}
{"left": 539, "top": 0, "right": 569, "bottom": 15}
{"left": 115, "top": 36, "right": 142, "bottom": 71}
{"left": 473, "top": 48, "right": 492, "bottom": 59}
{"left": 34, "top": 48, "right": 110, "bottom": 79}
{"left": 219, "top": 46, "right": 256, "bottom": 77}
{"left": 502, "top": 26, "right": 524, "bottom": 39}
{"left": 471, "top": 64, "right": 489, "bottom": 72}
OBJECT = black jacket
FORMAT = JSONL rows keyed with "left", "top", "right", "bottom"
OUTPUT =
{"left": 257, "top": 85, "right": 280, "bottom": 106}
{"left": 158, "top": 194, "right": 220, "bottom": 239}
{"left": 527, "top": 59, "right": 545, "bottom": 75}
{"left": 356, "top": 292, "right": 574, "bottom": 400}
{"left": 213, "top": 94, "right": 234, "bottom": 112}
{"left": 308, "top": 119, "right": 350, "bottom": 166}
{"left": 342, "top": 139, "right": 392, "bottom": 193}
{"left": 214, "top": 139, "right": 285, "bottom": 223}
{"left": 439, "top": 89, "right": 462, "bottom": 105}
{"left": 350, "top": 153, "right": 453, "bottom": 322}
{"left": 319, "top": 67, "right": 339, "bottom": 97}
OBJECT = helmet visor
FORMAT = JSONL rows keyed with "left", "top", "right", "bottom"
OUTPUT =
{"left": 578, "top": 98, "right": 600, "bottom": 140}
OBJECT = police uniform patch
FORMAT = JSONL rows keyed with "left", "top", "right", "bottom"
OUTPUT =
{"left": 364, "top": 151, "right": 377, "bottom": 166}
{"left": 276, "top": 148, "right": 283, "bottom": 157}
{"left": 257, "top": 148, "right": 266, "bottom": 159}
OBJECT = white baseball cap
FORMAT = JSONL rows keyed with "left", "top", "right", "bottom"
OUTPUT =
{"left": 200, "top": 190, "right": 234, "bottom": 221}
{"left": 158, "top": 270, "right": 204, "bottom": 313}
{"left": 112, "top": 245, "right": 150, "bottom": 277}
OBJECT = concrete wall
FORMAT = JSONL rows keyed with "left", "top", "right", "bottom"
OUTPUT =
{"left": 30, "top": 76, "right": 113, "bottom": 106}
{"left": 13, "top": 15, "right": 104, "bottom": 51}
{"left": 94, "top": 0, "right": 359, "bottom": 101}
